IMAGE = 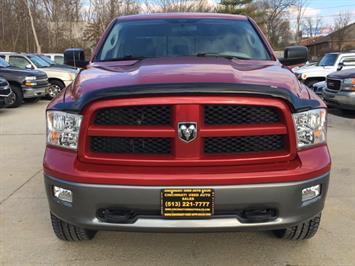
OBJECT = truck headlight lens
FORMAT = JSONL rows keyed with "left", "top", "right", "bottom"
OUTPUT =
{"left": 342, "top": 78, "right": 355, "bottom": 91}
{"left": 24, "top": 76, "right": 37, "bottom": 87}
{"left": 293, "top": 109, "right": 327, "bottom": 149}
{"left": 47, "top": 111, "right": 82, "bottom": 150}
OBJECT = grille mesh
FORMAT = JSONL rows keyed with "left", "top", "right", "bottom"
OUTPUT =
{"left": 204, "top": 105, "right": 280, "bottom": 125}
{"left": 326, "top": 79, "right": 341, "bottom": 91}
{"left": 94, "top": 105, "right": 171, "bottom": 126}
{"left": 204, "top": 135, "right": 284, "bottom": 154}
{"left": 91, "top": 136, "right": 171, "bottom": 154}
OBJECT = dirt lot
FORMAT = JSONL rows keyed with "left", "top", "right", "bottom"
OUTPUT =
{"left": 1, "top": 101, "right": 355, "bottom": 265}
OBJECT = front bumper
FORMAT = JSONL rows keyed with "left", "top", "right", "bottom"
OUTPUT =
{"left": 45, "top": 173, "right": 329, "bottom": 232}
{"left": 323, "top": 89, "right": 355, "bottom": 110}
{"left": 22, "top": 85, "right": 48, "bottom": 98}
{"left": 0, "top": 91, "right": 14, "bottom": 108}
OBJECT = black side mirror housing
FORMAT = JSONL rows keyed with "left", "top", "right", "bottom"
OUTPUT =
{"left": 337, "top": 62, "right": 344, "bottom": 71}
{"left": 64, "top": 48, "right": 88, "bottom": 68}
{"left": 279, "top": 46, "right": 308, "bottom": 66}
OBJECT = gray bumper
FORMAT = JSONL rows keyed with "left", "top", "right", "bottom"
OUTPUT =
{"left": 22, "top": 86, "right": 47, "bottom": 98}
{"left": 323, "top": 90, "right": 355, "bottom": 110}
{"left": 44, "top": 173, "right": 329, "bottom": 232}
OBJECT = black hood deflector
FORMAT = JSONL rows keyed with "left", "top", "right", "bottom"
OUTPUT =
{"left": 51, "top": 83, "right": 321, "bottom": 113}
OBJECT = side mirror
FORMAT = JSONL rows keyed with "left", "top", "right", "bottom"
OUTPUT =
{"left": 25, "top": 64, "right": 33, "bottom": 69}
{"left": 64, "top": 48, "right": 88, "bottom": 68}
{"left": 337, "top": 62, "right": 344, "bottom": 71}
{"left": 279, "top": 46, "right": 308, "bottom": 66}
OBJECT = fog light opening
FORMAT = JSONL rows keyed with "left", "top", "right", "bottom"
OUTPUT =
{"left": 53, "top": 186, "right": 73, "bottom": 203}
{"left": 302, "top": 184, "right": 321, "bottom": 202}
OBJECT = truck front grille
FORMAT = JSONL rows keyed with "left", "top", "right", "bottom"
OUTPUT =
{"left": 94, "top": 105, "right": 171, "bottom": 125}
{"left": 91, "top": 137, "right": 171, "bottom": 154}
{"left": 204, "top": 135, "right": 284, "bottom": 154}
{"left": 204, "top": 105, "right": 280, "bottom": 125}
{"left": 327, "top": 79, "right": 341, "bottom": 91}
{"left": 81, "top": 96, "right": 295, "bottom": 166}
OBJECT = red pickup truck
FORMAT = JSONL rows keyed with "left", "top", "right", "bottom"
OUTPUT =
{"left": 44, "top": 13, "right": 331, "bottom": 241}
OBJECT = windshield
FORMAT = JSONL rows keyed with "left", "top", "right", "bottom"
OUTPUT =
{"left": 318, "top": 54, "right": 338, "bottom": 66}
{"left": 39, "top": 55, "right": 55, "bottom": 65}
{"left": 96, "top": 19, "right": 271, "bottom": 61}
{"left": 28, "top": 55, "right": 51, "bottom": 68}
{"left": 0, "top": 57, "right": 10, "bottom": 68}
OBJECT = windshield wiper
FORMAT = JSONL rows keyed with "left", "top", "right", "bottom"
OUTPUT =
{"left": 196, "top": 53, "right": 251, "bottom": 60}
{"left": 103, "top": 55, "right": 149, "bottom": 62}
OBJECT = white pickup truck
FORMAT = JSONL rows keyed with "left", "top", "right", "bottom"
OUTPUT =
{"left": 294, "top": 52, "right": 355, "bottom": 87}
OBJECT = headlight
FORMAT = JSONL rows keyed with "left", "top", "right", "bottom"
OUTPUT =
{"left": 301, "top": 73, "right": 308, "bottom": 80}
{"left": 24, "top": 76, "right": 37, "bottom": 86}
{"left": 342, "top": 78, "right": 355, "bottom": 91}
{"left": 25, "top": 76, "right": 36, "bottom": 81}
{"left": 293, "top": 109, "right": 327, "bottom": 149}
{"left": 47, "top": 111, "right": 82, "bottom": 150}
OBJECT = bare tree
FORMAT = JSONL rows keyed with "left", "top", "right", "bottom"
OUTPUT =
{"left": 144, "top": 0, "right": 214, "bottom": 12}
{"left": 303, "top": 16, "right": 322, "bottom": 38}
{"left": 259, "top": 0, "right": 296, "bottom": 49}
{"left": 294, "top": 0, "right": 307, "bottom": 43}
{"left": 332, "top": 11, "right": 352, "bottom": 51}
{"left": 25, "top": 0, "right": 41, "bottom": 53}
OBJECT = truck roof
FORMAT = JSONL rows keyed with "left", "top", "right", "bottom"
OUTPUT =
{"left": 117, "top": 13, "right": 248, "bottom": 21}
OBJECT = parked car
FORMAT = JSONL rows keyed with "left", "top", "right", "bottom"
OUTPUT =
{"left": 0, "top": 77, "right": 13, "bottom": 108}
{"left": 0, "top": 57, "right": 48, "bottom": 107}
{"left": 0, "top": 52, "right": 78, "bottom": 99}
{"left": 44, "top": 53, "right": 64, "bottom": 65}
{"left": 44, "top": 13, "right": 330, "bottom": 242}
{"left": 323, "top": 66, "right": 355, "bottom": 112}
{"left": 294, "top": 52, "right": 355, "bottom": 87}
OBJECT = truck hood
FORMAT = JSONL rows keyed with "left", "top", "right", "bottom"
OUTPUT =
{"left": 1, "top": 66, "right": 46, "bottom": 77}
{"left": 327, "top": 68, "right": 355, "bottom": 79}
{"left": 39, "top": 66, "right": 77, "bottom": 77}
{"left": 68, "top": 57, "right": 307, "bottom": 99}
{"left": 294, "top": 65, "right": 334, "bottom": 75}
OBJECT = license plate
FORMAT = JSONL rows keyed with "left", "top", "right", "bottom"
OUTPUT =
{"left": 161, "top": 189, "right": 214, "bottom": 217}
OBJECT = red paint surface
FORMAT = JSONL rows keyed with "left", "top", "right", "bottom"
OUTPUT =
{"left": 45, "top": 13, "right": 330, "bottom": 186}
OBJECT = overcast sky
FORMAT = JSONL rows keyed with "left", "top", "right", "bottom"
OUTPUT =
{"left": 288, "top": 0, "right": 355, "bottom": 27}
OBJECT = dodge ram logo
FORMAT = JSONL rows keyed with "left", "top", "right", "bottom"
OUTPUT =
{"left": 178, "top": 122, "right": 197, "bottom": 143}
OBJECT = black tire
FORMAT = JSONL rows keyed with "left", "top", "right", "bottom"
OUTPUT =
{"left": 50, "top": 213, "right": 97, "bottom": 241}
{"left": 273, "top": 213, "right": 321, "bottom": 240}
{"left": 47, "top": 80, "right": 65, "bottom": 100}
{"left": 24, "top": 97, "right": 40, "bottom": 103}
{"left": 7, "top": 85, "right": 23, "bottom": 108}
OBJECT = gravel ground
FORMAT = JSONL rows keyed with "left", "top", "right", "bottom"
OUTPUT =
{"left": 1, "top": 101, "right": 355, "bottom": 265}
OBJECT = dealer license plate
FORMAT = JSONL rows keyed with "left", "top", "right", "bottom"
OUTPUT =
{"left": 161, "top": 189, "right": 214, "bottom": 217}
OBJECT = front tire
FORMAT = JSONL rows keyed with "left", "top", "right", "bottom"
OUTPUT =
{"left": 273, "top": 213, "right": 321, "bottom": 240}
{"left": 50, "top": 213, "right": 97, "bottom": 241}
{"left": 7, "top": 85, "right": 23, "bottom": 108}
{"left": 47, "top": 80, "right": 65, "bottom": 100}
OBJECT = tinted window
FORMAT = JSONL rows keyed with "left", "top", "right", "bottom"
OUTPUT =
{"left": 318, "top": 54, "right": 338, "bottom": 66}
{"left": 28, "top": 55, "right": 50, "bottom": 68}
{"left": 54, "top": 56, "right": 64, "bottom": 64}
{"left": 39, "top": 55, "right": 55, "bottom": 65}
{"left": 97, "top": 19, "right": 271, "bottom": 61}
{"left": 9, "top": 56, "right": 31, "bottom": 69}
